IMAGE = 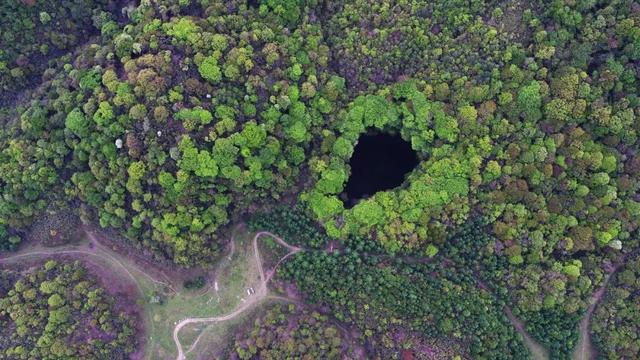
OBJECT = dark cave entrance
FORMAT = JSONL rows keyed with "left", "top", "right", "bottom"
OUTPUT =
{"left": 341, "top": 132, "right": 419, "bottom": 208}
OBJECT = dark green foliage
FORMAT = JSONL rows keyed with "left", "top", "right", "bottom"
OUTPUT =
{"left": 520, "top": 308, "right": 582, "bottom": 360}
{"left": 0, "top": 0, "right": 111, "bottom": 96}
{"left": 0, "top": 1, "right": 340, "bottom": 265}
{"left": 323, "top": 0, "right": 511, "bottom": 93}
{"left": 279, "top": 248, "right": 530, "bottom": 358}
{"left": 247, "top": 205, "right": 328, "bottom": 248}
{"left": 183, "top": 276, "right": 206, "bottom": 290}
{"left": 2, "top": 1, "right": 640, "bottom": 356}
{"left": 439, "top": 218, "right": 511, "bottom": 301}
{"left": 260, "top": 0, "right": 307, "bottom": 26}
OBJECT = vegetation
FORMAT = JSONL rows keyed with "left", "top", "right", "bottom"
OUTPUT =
{"left": 183, "top": 276, "right": 206, "bottom": 290}
{"left": 592, "top": 254, "right": 640, "bottom": 359}
{"left": 279, "top": 223, "right": 530, "bottom": 359}
{"left": 231, "top": 303, "right": 348, "bottom": 359}
{"left": 0, "top": 261, "right": 137, "bottom": 359}
{"left": 0, "top": 0, "right": 112, "bottom": 97}
{"left": 2, "top": 0, "right": 640, "bottom": 358}
{"left": 247, "top": 205, "right": 328, "bottom": 248}
{"left": 0, "top": 0, "right": 340, "bottom": 265}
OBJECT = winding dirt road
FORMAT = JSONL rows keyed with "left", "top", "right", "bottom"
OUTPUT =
{"left": 0, "top": 228, "right": 302, "bottom": 360}
{"left": 171, "top": 231, "right": 301, "bottom": 360}
{"left": 0, "top": 231, "right": 177, "bottom": 296}
{"left": 573, "top": 264, "right": 622, "bottom": 360}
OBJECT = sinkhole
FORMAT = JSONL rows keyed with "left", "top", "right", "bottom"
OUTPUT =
{"left": 341, "top": 132, "right": 419, "bottom": 208}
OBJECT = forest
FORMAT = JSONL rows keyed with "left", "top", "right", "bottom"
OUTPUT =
{"left": 229, "top": 304, "right": 348, "bottom": 359}
{"left": 0, "top": 261, "right": 138, "bottom": 359}
{"left": 1, "top": 0, "right": 640, "bottom": 359}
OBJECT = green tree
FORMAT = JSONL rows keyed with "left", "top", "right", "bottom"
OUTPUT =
{"left": 198, "top": 54, "right": 222, "bottom": 83}
{"left": 65, "top": 108, "right": 88, "bottom": 137}
{"left": 517, "top": 81, "right": 542, "bottom": 121}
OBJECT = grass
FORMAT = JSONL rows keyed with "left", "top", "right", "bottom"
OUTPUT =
{"left": 189, "top": 298, "right": 291, "bottom": 358}
{"left": 143, "top": 228, "right": 262, "bottom": 359}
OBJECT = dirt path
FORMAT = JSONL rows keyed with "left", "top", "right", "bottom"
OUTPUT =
{"left": 172, "top": 231, "right": 301, "bottom": 360}
{"left": 0, "top": 227, "right": 301, "bottom": 360}
{"left": 503, "top": 307, "right": 549, "bottom": 360}
{"left": 0, "top": 248, "right": 143, "bottom": 295}
{"left": 0, "top": 233, "right": 174, "bottom": 297}
{"left": 86, "top": 232, "right": 178, "bottom": 295}
{"left": 573, "top": 265, "right": 621, "bottom": 360}
{"left": 0, "top": 230, "right": 179, "bottom": 360}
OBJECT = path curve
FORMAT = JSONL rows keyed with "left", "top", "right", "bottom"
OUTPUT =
{"left": 0, "top": 248, "right": 149, "bottom": 294}
{"left": 573, "top": 265, "right": 621, "bottom": 360}
{"left": 0, "top": 231, "right": 177, "bottom": 297}
{"left": 172, "top": 231, "right": 301, "bottom": 360}
{"left": 504, "top": 307, "right": 549, "bottom": 360}
{"left": 84, "top": 230, "right": 178, "bottom": 294}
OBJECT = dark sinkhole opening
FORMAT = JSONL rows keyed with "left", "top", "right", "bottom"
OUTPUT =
{"left": 341, "top": 132, "right": 419, "bottom": 208}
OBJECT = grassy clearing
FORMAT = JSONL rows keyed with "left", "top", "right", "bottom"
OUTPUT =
{"left": 170, "top": 230, "right": 300, "bottom": 360}
{"left": 144, "top": 228, "right": 262, "bottom": 359}
{"left": 187, "top": 298, "right": 292, "bottom": 359}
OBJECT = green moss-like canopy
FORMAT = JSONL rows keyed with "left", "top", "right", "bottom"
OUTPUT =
{"left": 303, "top": 81, "right": 474, "bottom": 254}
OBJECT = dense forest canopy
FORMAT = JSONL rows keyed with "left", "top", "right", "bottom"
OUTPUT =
{"left": 1, "top": 0, "right": 640, "bottom": 358}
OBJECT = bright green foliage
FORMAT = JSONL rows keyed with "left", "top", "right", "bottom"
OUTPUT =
{"left": 316, "top": 167, "right": 347, "bottom": 194}
{"left": 164, "top": 17, "right": 201, "bottom": 44}
{"left": 425, "top": 244, "right": 439, "bottom": 257}
{"left": 286, "top": 121, "right": 307, "bottom": 142}
{"left": 332, "top": 137, "right": 353, "bottom": 159}
{"left": 210, "top": 34, "right": 228, "bottom": 52}
{"left": 351, "top": 200, "right": 385, "bottom": 227}
{"left": 114, "top": 33, "right": 134, "bottom": 59}
{"left": 79, "top": 69, "right": 102, "bottom": 90}
{"left": 127, "top": 161, "right": 146, "bottom": 180}
{"left": 308, "top": 83, "right": 472, "bottom": 252}
{"left": 563, "top": 264, "right": 580, "bottom": 278}
{"left": 198, "top": 54, "right": 222, "bottom": 83}
{"left": 307, "top": 191, "right": 344, "bottom": 220}
{"left": 175, "top": 107, "right": 213, "bottom": 130}
{"left": 195, "top": 150, "right": 218, "bottom": 178}
{"left": 47, "top": 293, "right": 65, "bottom": 308}
{"left": 483, "top": 160, "right": 502, "bottom": 182}
{"left": 240, "top": 122, "right": 266, "bottom": 148}
{"left": 434, "top": 112, "right": 459, "bottom": 142}
{"left": 65, "top": 108, "right": 88, "bottom": 137}
{"left": 517, "top": 81, "right": 542, "bottom": 121}
{"left": 458, "top": 105, "right": 478, "bottom": 122}
{"left": 93, "top": 101, "right": 114, "bottom": 127}
{"left": 3, "top": 1, "right": 640, "bottom": 349}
